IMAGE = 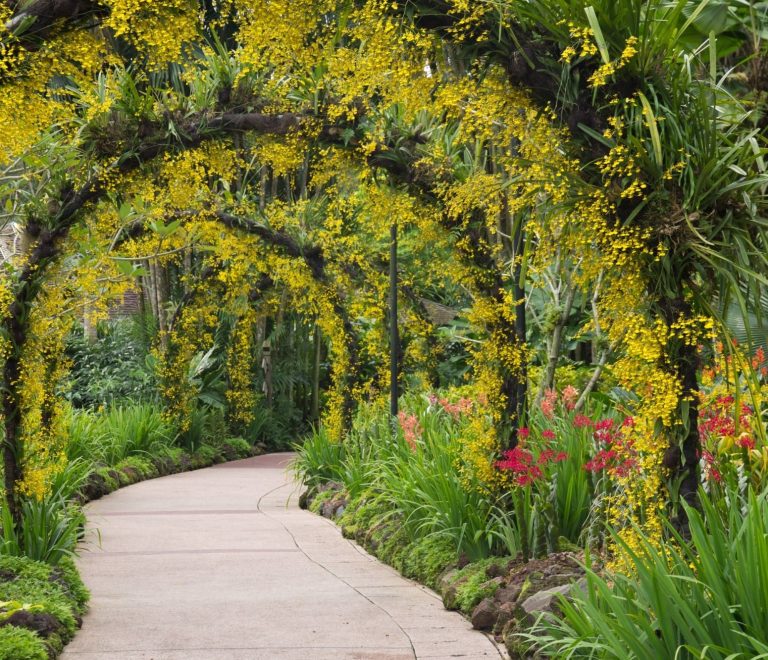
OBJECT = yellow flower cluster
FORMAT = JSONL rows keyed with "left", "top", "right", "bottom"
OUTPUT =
{"left": 589, "top": 37, "right": 639, "bottom": 88}
{"left": 560, "top": 22, "right": 598, "bottom": 63}
{"left": 104, "top": 0, "right": 200, "bottom": 67}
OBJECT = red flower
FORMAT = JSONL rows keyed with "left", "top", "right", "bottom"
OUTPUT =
{"left": 737, "top": 434, "right": 755, "bottom": 450}
{"left": 538, "top": 449, "right": 555, "bottom": 464}
{"left": 497, "top": 446, "right": 547, "bottom": 486}
{"left": 574, "top": 414, "right": 593, "bottom": 428}
{"left": 542, "top": 429, "right": 556, "bottom": 440}
{"left": 518, "top": 427, "right": 530, "bottom": 440}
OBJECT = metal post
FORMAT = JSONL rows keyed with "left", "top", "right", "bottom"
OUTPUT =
{"left": 389, "top": 222, "right": 399, "bottom": 418}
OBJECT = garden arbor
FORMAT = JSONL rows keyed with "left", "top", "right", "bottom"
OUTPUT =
{"left": 1, "top": 0, "right": 767, "bottom": 544}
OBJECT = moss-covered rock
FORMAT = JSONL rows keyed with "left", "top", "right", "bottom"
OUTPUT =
{"left": 398, "top": 536, "right": 456, "bottom": 590}
{"left": 446, "top": 558, "right": 509, "bottom": 614}
{"left": 308, "top": 489, "right": 336, "bottom": 514}
{"left": 190, "top": 444, "right": 219, "bottom": 468}
{"left": 218, "top": 437, "right": 252, "bottom": 461}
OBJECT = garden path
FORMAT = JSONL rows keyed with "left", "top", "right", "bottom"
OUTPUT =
{"left": 62, "top": 453, "right": 505, "bottom": 659}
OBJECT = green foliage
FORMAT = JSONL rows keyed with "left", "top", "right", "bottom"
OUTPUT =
{"left": 0, "top": 555, "right": 88, "bottom": 658}
{"left": 64, "top": 403, "right": 177, "bottom": 465}
{"left": 64, "top": 317, "right": 157, "bottom": 409}
{"left": 297, "top": 395, "right": 502, "bottom": 561}
{"left": 191, "top": 443, "right": 220, "bottom": 466}
{"left": 527, "top": 403, "right": 608, "bottom": 544}
{"left": 48, "top": 459, "right": 93, "bottom": 502}
{"left": 292, "top": 426, "right": 346, "bottom": 489}
{"left": 450, "top": 558, "right": 506, "bottom": 613}
{"left": 0, "top": 498, "right": 84, "bottom": 566}
{"left": 178, "top": 405, "right": 226, "bottom": 453}
{"left": 0, "top": 627, "right": 47, "bottom": 660}
{"left": 247, "top": 399, "right": 305, "bottom": 451}
{"left": 527, "top": 489, "right": 768, "bottom": 659}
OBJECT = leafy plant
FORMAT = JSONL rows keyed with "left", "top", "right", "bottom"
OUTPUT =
{"left": 526, "top": 488, "right": 768, "bottom": 659}
{"left": 0, "top": 498, "right": 84, "bottom": 565}
{"left": 64, "top": 316, "right": 157, "bottom": 409}
{"left": 292, "top": 426, "right": 346, "bottom": 488}
{"left": 64, "top": 403, "right": 176, "bottom": 464}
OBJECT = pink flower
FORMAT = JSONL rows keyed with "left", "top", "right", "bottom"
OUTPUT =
{"left": 541, "top": 388, "right": 558, "bottom": 419}
{"left": 562, "top": 385, "right": 579, "bottom": 410}
{"left": 437, "top": 396, "right": 474, "bottom": 420}
{"left": 397, "top": 411, "right": 421, "bottom": 452}
{"left": 518, "top": 427, "right": 530, "bottom": 440}
{"left": 542, "top": 429, "right": 556, "bottom": 440}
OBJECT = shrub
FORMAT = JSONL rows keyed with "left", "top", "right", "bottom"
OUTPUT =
{"left": 297, "top": 394, "right": 502, "bottom": 561}
{"left": 178, "top": 405, "right": 226, "bottom": 453}
{"left": 397, "top": 536, "right": 456, "bottom": 589}
{"left": 219, "top": 437, "right": 252, "bottom": 460}
{"left": 64, "top": 317, "right": 157, "bottom": 409}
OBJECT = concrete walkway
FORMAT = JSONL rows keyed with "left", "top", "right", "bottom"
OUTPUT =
{"left": 63, "top": 453, "right": 505, "bottom": 659}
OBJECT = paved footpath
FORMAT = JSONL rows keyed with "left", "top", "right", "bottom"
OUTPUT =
{"left": 62, "top": 453, "right": 505, "bottom": 660}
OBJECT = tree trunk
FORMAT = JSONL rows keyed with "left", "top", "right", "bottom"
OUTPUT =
{"left": 660, "top": 297, "right": 701, "bottom": 531}
{"left": 311, "top": 323, "right": 322, "bottom": 422}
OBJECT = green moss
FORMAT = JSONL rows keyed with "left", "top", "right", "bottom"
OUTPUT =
{"left": 51, "top": 558, "right": 89, "bottom": 613}
{"left": 308, "top": 489, "right": 336, "bottom": 514}
{"left": 377, "top": 522, "right": 409, "bottom": 565}
{"left": 0, "top": 627, "right": 48, "bottom": 660}
{"left": 94, "top": 467, "right": 119, "bottom": 493}
{"left": 399, "top": 536, "right": 456, "bottom": 589}
{"left": 220, "top": 437, "right": 251, "bottom": 459}
{"left": 451, "top": 558, "right": 507, "bottom": 613}
{"left": 191, "top": 444, "right": 219, "bottom": 468}
{"left": 0, "top": 559, "right": 74, "bottom": 637}
{"left": 338, "top": 492, "right": 388, "bottom": 540}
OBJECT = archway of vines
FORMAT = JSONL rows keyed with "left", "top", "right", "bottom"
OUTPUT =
{"left": 2, "top": 0, "right": 765, "bottom": 553}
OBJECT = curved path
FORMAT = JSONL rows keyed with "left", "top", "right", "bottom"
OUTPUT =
{"left": 62, "top": 453, "right": 505, "bottom": 659}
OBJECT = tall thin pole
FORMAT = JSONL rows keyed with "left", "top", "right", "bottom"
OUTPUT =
{"left": 389, "top": 222, "right": 399, "bottom": 418}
